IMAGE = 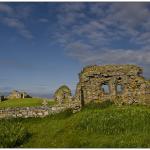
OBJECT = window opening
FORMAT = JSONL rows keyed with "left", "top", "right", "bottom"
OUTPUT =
{"left": 101, "top": 83, "right": 110, "bottom": 94}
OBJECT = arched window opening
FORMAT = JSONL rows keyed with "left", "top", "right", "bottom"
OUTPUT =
{"left": 101, "top": 83, "right": 110, "bottom": 94}
{"left": 63, "top": 93, "right": 66, "bottom": 99}
{"left": 116, "top": 84, "right": 124, "bottom": 94}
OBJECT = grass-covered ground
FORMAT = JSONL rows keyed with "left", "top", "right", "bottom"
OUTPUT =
{"left": 0, "top": 98, "right": 55, "bottom": 108}
{"left": 1, "top": 101, "right": 150, "bottom": 148}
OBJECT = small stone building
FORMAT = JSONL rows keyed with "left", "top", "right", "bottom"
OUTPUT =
{"left": 54, "top": 85, "right": 72, "bottom": 104}
{"left": 7, "top": 90, "right": 31, "bottom": 99}
{"left": 75, "top": 64, "right": 150, "bottom": 106}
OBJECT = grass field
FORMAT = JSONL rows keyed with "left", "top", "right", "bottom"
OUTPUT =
{"left": 0, "top": 98, "right": 55, "bottom": 108}
{"left": 1, "top": 102, "right": 150, "bottom": 148}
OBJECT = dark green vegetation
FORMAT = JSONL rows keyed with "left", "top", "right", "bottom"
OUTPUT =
{"left": 0, "top": 98, "right": 55, "bottom": 108}
{"left": 0, "top": 120, "right": 29, "bottom": 148}
{"left": 1, "top": 101, "right": 150, "bottom": 148}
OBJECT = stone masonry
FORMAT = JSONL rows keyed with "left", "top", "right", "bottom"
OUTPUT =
{"left": 0, "top": 106, "right": 71, "bottom": 119}
{"left": 0, "top": 64, "right": 149, "bottom": 119}
{"left": 7, "top": 90, "right": 31, "bottom": 99}
{"left": 54, "top": 85, "right": 81, "bottom": 112}
{"left": 74, "top": 64, "right": 150, "bottom": 106}
{"left": 54, "top": 85, "right": 72, "bottom": 104}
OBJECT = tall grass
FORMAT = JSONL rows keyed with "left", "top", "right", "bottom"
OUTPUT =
{"left": 1, "top": 102, "right": 150, "bottom": 148}
{"left": 0, "top": 120, "right": 29, "bottom": 148}
{"left": 74, "top": 106, "right": 150, "bottom": 135}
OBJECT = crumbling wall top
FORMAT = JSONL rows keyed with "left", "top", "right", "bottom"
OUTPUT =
{"left": 54, "top": 85, "right": 71, "bottom": 96}
{"left": 79, "top": 64, "right": 143, "bottom": 81}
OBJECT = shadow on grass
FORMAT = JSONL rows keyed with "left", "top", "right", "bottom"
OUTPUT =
{"left": 83, "top": 100, "right": 114, "bottom": 110}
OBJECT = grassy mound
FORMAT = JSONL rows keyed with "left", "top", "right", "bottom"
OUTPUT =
{"left": 1, "top": 102, "right": 150, "bottom": 148}
{"left": 0, "top": 98, "right": 55, "bottom": 108}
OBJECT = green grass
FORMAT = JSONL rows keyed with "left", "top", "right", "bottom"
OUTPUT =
{"left": 0, "top": 98, "right": 55, "bottom": 108}
{"left": 0, "top": 120, "right": 29, "bottom": 148}
{"left": 2, "top": 102, "right": 150, "bottom": 148}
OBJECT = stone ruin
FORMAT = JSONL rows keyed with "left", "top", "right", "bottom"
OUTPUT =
{"left": 0, "top": 64, "right": 149, "bottom": 119}
{"left": 54, "top": 64, "right": 150, "bottom": 107}
{"left": 7, "top": 90, "right": 32, "bottom": 99}
{"left": 74, "top": 64, "right": 150, "bottom": 106}
{"left": 54, "top": 85, "right": 82, "bottom": 113}
{"left": 54, "top": 85, "right": 72, "bottom": 104}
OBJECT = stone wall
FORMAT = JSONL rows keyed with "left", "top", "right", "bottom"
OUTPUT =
{"left": 7, "top": 90, "right": 31, "bottom": 99}
{"left": 54, "top": 85, "right": 72, "bottom": 104}
{"left": 0, "top": 105, "right": 74, "bottom": 119}
{"left": 75, "top": 64, "right": 150, "bottom": 106}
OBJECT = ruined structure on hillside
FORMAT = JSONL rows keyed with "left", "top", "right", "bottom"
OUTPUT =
{"left": 74, "top": 64, "right": 150, "bottom": 106}
{"left": 7, "top": 90, "right": 31, "bottom": 99}
{"left": 54, "top": 85, "right": 72, "bottom": 104}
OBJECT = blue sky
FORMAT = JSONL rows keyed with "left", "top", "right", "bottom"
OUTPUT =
{"left": 0, "top": 2, "right": 150, "bottom": 97}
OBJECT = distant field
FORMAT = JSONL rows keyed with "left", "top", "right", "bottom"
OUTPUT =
{"left": 0, "top": 98, "right": 55, "bottom": 108}
{"left": 1, "top": 102, "right": 150, "bottom": 148}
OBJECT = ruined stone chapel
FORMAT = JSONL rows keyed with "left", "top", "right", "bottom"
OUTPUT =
{"left": 74, "top": 64, "right": 150, "bottom": 106}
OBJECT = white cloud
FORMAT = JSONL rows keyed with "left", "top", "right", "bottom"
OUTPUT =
{"left": 48, "top": 3, "right": 150, "bottom": 77}
{"left": 0, "top": 3, "right": 13, "bottom": 14}
{"left": 2, "top": 17, "right": 25, "bottom": 28}
{"left": 0, "top": 3, "right": 34, "bottom": 39}
{"left": 1, "top": 17, "right": 33, "bottom": 39}
{"left": 102, "top": 3, "right": 150, "bottom": 43}
{"left": 59, "top": 3, "right": 85, "bottom": 12}
{"left": 68, "top": 47, "right": 150, "bottom": 66}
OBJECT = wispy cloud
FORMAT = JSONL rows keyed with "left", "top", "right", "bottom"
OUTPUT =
{"left": 52, "top": 2, "right": 150, "bottom": 77}
{"left": 0, "top": 3, "right": 34, "bottom": 39}
{"left": 68, "top": 47, "right": 150, "bottom": 65}
{"left": 0, "top": 3, "right": 13, "bottom": 14}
